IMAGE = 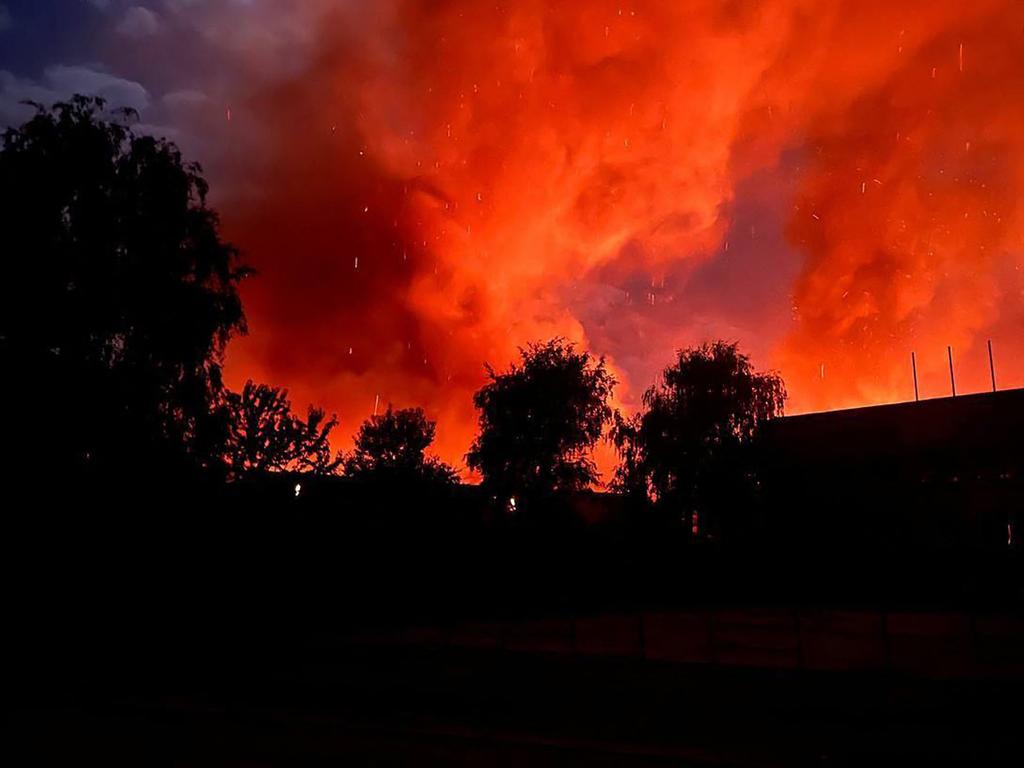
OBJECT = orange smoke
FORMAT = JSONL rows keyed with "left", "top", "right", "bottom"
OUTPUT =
{"left": 775, "top": 1, "right": 1024, "bottom": 410}
{"left": 217, "top": 0, "right": 1024, "bottom": 475}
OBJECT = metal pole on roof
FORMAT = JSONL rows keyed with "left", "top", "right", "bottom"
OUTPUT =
{"left": 988, "top": 340, "right": 997, "bottom": 392}
{"left": 911, "top": 351, "right": 919, "bottom": 402}
{"left": 948, "top": 345, "right": 956, "bottom": 397}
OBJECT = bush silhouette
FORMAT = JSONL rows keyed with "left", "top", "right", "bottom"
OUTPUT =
{"left": 612, "top": 341, "right": 785, "bottom": 539}
{"left": 223, "top": 380, "right": 340, "bottom": 478}
{"left": 468, "top": 339, "right": 615, "bottom": 500}
{"left": 344, "top": 406, "right": 458, "bottom": 486}
{"left": 0, "top": 96, "right": 250, "bottom": 482}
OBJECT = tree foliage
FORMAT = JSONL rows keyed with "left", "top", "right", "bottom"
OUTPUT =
{"left": 0, "top": 96, "right": 250, "bottom": 478}
{"left": 223, "top": 380, "right": 340, "bottom": 477}
{"left": 612, "top": 341, "right": 786, "bottom": 537}
{"left": 467, "top": 339, "right": 615, "bottom": 497}
{"left": 344, "top": 406, "right": 458, "bottom": 486}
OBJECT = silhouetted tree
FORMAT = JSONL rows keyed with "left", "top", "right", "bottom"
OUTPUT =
{"left": 0, "top": 96, "right": 250, "bottom": 482}
{"left": 468, "top": 339, "right": 615, "bottom": 499}
{"left": 224, "top": 380, "right": 340, "bottom": 477}
{"left": 612, "top": 341, "right": 785, "bottom": 539}
{"left": 344, "top": 406, "right": 458, "bottom": 486}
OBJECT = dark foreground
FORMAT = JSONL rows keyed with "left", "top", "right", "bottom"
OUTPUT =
{"left": 5, "top": 497, "right": 1023, "bottom": 766}
{"left": 8, "top": 637, "right": 1024, "bottom": 766}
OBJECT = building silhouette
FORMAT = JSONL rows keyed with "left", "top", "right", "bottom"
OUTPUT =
{"left": 760, "top": 388, "right": 1024, "bottom": 552}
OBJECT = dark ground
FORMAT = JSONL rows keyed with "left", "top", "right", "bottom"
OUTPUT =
{"left": 4, "top": 495, "right": 1022, "bottom": 766}
{"left": 8, "top": 638, "right": 1024, "bottom": 766}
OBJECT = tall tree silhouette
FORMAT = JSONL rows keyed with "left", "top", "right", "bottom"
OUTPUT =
{"left": 612, "top": 341, "right": 785, "bottom": 539}
{"left": 223, "top": 380, "right": 340, "bottom": 478}
{"left": 344, "top": 406, "right": 457, "bottom": 485}
{"left": 0, "top": 97, "right": 249, "bottom": 481}
{"left": 468, "top": 339, "right": 615, "bottom": 499}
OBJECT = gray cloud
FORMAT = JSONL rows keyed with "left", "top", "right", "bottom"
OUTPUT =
{"left": 0, "top": 65, "right": 149, "bottom": 127}
{"left": 163, "top": 88, "right": 209, "bottom": 108}
{"left": 117, "top": 6, "right": 162, "bottom": 38}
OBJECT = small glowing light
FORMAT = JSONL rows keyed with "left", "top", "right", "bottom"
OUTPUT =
{"left": 294, "top": 483, "right": 302, "bottom": 498}
{"left": 508, "top": 496, "right": 517, "bottom": 512}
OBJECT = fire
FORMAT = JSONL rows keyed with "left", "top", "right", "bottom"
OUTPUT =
{"left": 217, "top": 1, "right": 1024, "bottom": 474}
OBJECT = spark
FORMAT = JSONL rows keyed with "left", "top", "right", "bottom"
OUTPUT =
{"left": 294, "top": 483, "right": 302, "bottom": 498}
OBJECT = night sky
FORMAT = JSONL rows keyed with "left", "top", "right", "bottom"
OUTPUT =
{"left": 4, "top": 1, "right": 1024, "bottom": 474}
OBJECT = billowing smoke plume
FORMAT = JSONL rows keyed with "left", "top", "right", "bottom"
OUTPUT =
{"left": 200, "top": 0, "right": 1024, "bottom": 474}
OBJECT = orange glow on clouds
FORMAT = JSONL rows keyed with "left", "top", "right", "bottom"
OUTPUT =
{"left": 217, "top": 1, "right": 1024, "bottom": 476}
